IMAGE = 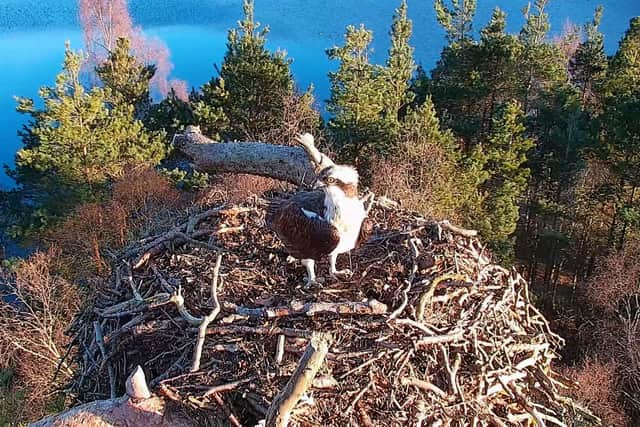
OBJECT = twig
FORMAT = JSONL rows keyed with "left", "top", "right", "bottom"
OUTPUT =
{"left": 191, "top": 253, "right": 223, "bottom": 372}
{"left": 203, "top": 375, "right": 256, "bottom": 397}
{"left": 198, "top": 325, "right": 313, "bottom": 338}
{"left": 400, "top": 377, "right": 447, "bottom": 398}
{"left": 389, "top": 238, "right": 420, "bottom": 320}
{"left": 346, "top": 378, "right": 374, "bottom": 414}
{"left": 439, "top": 220, "right": 478, "bottom": 238}
{"left": 170, "top": 286, "right": 203, "bottom": 325}
{"left": 338, "top": 351, "right": 389, "bottom": 380}
{"left": 276, "top": 334, "right": 286, "bottom": 365}
{"left": 209, "top": 252, "right": 223, "bottom": 306}
{"left": 211, "top": 392, "right": 242, "bottom": 427}
{"left": 416, "top": 329, "right": 464, "bottom": 347}
{"left": 93, "top": 321, "right": 116, "bottom": 399}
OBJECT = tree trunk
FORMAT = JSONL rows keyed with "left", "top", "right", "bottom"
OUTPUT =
{"left": 174, "top": 126, "right": 321, "bottom": 186}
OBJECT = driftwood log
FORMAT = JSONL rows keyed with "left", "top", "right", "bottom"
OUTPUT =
{"left": 174, "top": 127, "right": 332, "bottom": 187}
{"left": 30, "top": 367, "right": 196, "bottom": 427}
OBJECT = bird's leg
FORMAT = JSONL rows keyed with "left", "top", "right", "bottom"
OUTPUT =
{"left": 301, "top": 259, "right": 319, "bottom": 287}
{"left": 329, "top": 253, "right": 352, "bottom": 280}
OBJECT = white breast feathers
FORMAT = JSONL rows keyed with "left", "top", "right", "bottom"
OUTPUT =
{"left": 323, "top": 187, "right": 366, "bottom": 254}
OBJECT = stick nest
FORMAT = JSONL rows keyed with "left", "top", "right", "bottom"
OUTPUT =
{"left": 68, "top": 197, "right": 596, "bottom": 426}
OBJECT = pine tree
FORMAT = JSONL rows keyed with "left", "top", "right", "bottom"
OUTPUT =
{"left": 327, "top": 24, "right": 394, "bottom": 165}
{"left": 328, "top": 1, "right": 417, "bottom": 169}
{"left": 473, "top": 101, "right": 534, "bottom": 260}
{"left": 605, "top": 17, "right": 640, "bottom": 98}
{"left": 429, "top": 7, "right": 521, "bottom": 147}
{"left": 384, "top": 0, "right": 416, "bottom": 117}
{"left": 191, "top": 77, "right": 230, "bottom": 140}
{"left": 598, "top": 17, "right": 640, "bottom": 248}
{"left": 518, "top": 0, "right": 567, "bottom": 113}
{"left": 194, "top": 0, "right": 295, "bottom": 141}
{"left": 434, "top": 0, "right": 477, "bottom": 46}
{"left": 571, "top": 6, "right": 608, "bottom": 108}
{"left": 96, "top": 37, "right": 155, "bottom": 119}
{"left": 401, "top": 97, "right": 474, "bottom": 218}
{"left": 147, "top": 88, "right": 195, "bottom": 136}
{"left": 8, "top": 45, "right": 165, "bottom": 237}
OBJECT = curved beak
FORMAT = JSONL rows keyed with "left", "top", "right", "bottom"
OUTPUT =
{"left": 313, "top": 179, "right": 325, "bottom": 190}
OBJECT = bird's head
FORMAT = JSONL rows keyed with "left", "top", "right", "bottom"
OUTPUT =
{"left": 315, "top": 165, "right": 359, "bottom": 198}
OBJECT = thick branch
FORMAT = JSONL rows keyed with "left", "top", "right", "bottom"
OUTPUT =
{"left": 295, "top": 133, "right": 334, "bottom": 171}
{"left": 229, "top": 299, "right": 387, "bottom": 319}
{"left": 265, "top": 333, "right": 331, "bottom": 427}
{"left": 174, "top": 126, "right": 319, "bottom": 186}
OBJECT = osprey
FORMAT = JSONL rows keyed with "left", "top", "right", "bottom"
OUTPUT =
{"left": 267, "top": 163, "right": 369, "bottom": 286}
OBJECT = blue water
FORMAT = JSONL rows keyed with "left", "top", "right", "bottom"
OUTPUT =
{"left": 1, "top": 0, "right": 639, "bottom": 190}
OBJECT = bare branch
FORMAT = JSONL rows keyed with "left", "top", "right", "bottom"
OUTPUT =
{"left": 265, "top": 333, "right": 332, "bottom": 427}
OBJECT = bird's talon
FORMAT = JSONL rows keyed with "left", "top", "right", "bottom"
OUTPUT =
{"left": 303, "top": 278, "right": 322, "bottom": 289}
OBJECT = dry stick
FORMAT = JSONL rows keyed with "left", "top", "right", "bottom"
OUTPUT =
{"left": 439, "top": 220, "right": 478, "bottom": 238}
{"left": 275, "top": 334, "right": 286, "bottom": 365}
{"left": 151, "top": 264, "right": 175, "bottom": 293}
{"left": 400, "top": 377, "right": 447, "bottom": 399}
{"left": 199, "top": 324, "right": 312, "bottom": 338}
{"left": 170, "top": 287, "right": 203, "bottom": 325}
{"left": 191, "top": 253, "right": 223, "bottom": 372}
{"left": 132, "top": 227, "right": 225, "bottom": 270}
{"left": 416, "top": 329, "right": 464, "bottom": 347}
{"left": 295, "top": 133, "right": 335, "bottom": 171}
{"left": 186, "top": 206, "right": 226, "bottom": 234}
{"left": 209, "top": 252, "right": 223, "bottom": 306}
{"left": 211, "top": 392, "right": 242, "bottom": 427}
{"left": 416, "top": 274, "right": 471, "bottom": 321}
{"left": 265, "top": 333, "right": 331, "bottom": 427}
{"left": 504, "top": 381, "right": 548, "bottom": 427}
{"left": 203, "top": 376, "right": 256, "bottom": 397}
{"left": 389, "top": 238, "right": 420, "bottom": 320}
{"left": 346, "top": 377, "right": 374, "bottom": 414}
{"left": 441, "top": 346, "right": 459, "bottom": 396}
{"left": 338, "top": 351, "right": 389, "bottom": 380}
{"left": 123, "top": 263, "right": 142, "bottom": 301}
{"left": 232, "top": 299, "right": 387, "bottom": 319}
{"left": 93, "top": 321, "right": 116, "bottom": 399}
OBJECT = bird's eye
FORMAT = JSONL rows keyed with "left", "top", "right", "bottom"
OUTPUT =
{"left": 326, "top": 177, "right": 336, "bottom": 184}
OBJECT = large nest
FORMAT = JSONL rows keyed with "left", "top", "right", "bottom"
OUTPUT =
{"left": 69, "top": 197, "right": 596, "bottom": 426}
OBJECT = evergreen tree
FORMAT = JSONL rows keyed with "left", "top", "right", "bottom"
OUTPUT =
{"left": 571, "top": 6, "right": 608, "bottom": 108}
{"left": 384, "top": 0, "right": 416, "bottom": 117}
{"left": 473, "top": 101, "right": 534, "bottom": 260}
{"left": 7, "top": 45, "right": 165, "bottom": 237}
{"left": 328, "top": 2, "right": 417, "bottom": 169}
{"left": 327, "top": 24, "right": 395, "bottom": 165}
{"left": 96, "top": 37, "right": 155, "bottom": 119}
{"left": 400, "top": 97, "right": 475, "bottom": 218}
{"left": 194, "top": 0, "right": 295, "bottom": 141}
{"left": 147, "top": 88, "right": 195, "bottom": 136}
{"left": 605, "top": 17, "right": 640, "bottom": 98}
{"left": 429, "top": 7, "right": 521, "bottom": 147}
{"left": 598, "top": 17, "right": 640, "bottom": 248}
{"left": 434, "top": 0, "right": 477, "bottom": 46}
{"left": 517, "top": 0, "right": 567, "bottom": 113}
{"left": 191, "top": 78, "right": 229, "bottom": 140}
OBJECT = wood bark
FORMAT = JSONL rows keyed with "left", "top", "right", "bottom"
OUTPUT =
{"left": 174, "top": 126, "right": 321, "bottom": 186}
{"left": 265, "top": 333, "right": 331, "bottom": 427}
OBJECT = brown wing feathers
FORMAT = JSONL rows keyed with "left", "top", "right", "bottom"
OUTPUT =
{"left": 266, "top": 192, "right": 340, "bottom": 260}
